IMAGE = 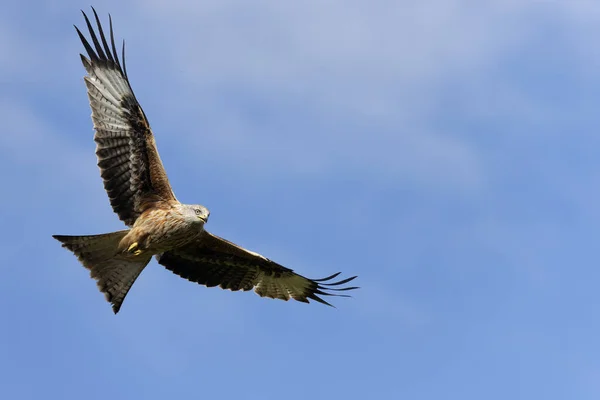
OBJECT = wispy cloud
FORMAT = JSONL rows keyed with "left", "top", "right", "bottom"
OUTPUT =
{"left": 3, "top": 2, "right": 600, "bottom": 399}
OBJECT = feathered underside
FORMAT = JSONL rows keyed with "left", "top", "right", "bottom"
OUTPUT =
{"left": 157, "top": 232, "right": 359, "bottom": 306}
{"left": 76, "top": 8, "right": 176, "bottom": 227}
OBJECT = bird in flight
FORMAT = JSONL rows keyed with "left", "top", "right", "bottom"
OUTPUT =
{"left": 53, "top": 8, "right": 358, "bottom": 314}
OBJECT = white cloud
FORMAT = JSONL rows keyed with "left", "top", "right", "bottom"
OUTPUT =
{"left": 133, "top": 0, "right": 536, "bottom": 93}
{"left": 110, "top": 0, "right": 534, "bottom": 189}
{"left": 5, "top": 1, "right": 599, "bottom": 195}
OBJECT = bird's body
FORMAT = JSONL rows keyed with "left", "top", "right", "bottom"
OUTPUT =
{"left": 118, "top": 203, "right": 209, "bottom": 256}
{"left": 53, "top": 8, "right": 358, "bottom": 314}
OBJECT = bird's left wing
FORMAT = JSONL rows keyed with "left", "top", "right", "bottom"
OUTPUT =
{"left": 156, "top": 232, "right": 358, "bottom": 306}
{"left": 75, "top": 9, "right": 176, "bottom": 227}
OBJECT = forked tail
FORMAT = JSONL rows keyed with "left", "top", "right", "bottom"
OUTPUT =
{"left": 53, "top": 230, "right": 151, "bottom": 313}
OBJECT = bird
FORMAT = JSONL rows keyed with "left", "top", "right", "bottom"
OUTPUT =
{"left": 52, "top": 8, "right": 358, "bottom": 314}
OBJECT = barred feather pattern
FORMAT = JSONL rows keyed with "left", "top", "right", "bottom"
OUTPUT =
{"left": 76, "top": 9, "right": 175, "bottom": 226}
{"left": 53, "top": 231, "right": 152, "bottom": 314}
{"left": 157, "top": 232, "right": 359, "bottom": 306}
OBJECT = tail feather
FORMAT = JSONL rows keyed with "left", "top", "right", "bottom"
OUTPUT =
{"left": 53, "top": 231, "right": 151, "bottom": 314}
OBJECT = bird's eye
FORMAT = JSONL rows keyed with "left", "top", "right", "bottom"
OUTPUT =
{"left": 195, "top": 209, "right": 201, "bottom": 215}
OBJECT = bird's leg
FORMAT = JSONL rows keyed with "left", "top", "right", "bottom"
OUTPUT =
{"left": 118, "top": 229, "right": 150, "bottom": 257}
{"left": 127, "top": 242, "right": 144, "bottom": 256}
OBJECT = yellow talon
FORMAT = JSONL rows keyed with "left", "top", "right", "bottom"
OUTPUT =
{"left": 127, "top": 242, "right": 143, "bottom": 256}
{"left": 127, "top": 242, "right": 138, "bottom": 252}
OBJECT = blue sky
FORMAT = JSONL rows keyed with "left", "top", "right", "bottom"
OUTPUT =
{"left": 1, "top": 1, "right": 600, "bottom": 398}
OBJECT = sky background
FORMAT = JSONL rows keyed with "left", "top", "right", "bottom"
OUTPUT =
{"left": 1, "top": 0, "right": 600, "bottom": 399}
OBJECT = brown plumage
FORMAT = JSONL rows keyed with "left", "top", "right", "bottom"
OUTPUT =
{"left": 53, "top": 8, "right": 358, "bottom": 314}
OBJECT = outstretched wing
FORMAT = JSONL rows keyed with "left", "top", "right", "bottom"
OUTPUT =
{"left": 156, "top": 232, "right": 359, "bottom": 306}
{"left": 76, "top": 9, "right": 176, "bottom": 226}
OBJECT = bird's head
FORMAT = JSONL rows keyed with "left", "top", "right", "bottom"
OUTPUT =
{"left": 184, "top": 204, "right": 210, "bottom": 224}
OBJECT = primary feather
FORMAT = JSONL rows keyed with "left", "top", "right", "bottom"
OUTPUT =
{"left": 76, "top": 9, "right": 175, "bottom": 227}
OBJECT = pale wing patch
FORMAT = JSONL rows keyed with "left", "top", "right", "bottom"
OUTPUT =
{"left": 254, "top": 272, "right": 312, "bottom": 301}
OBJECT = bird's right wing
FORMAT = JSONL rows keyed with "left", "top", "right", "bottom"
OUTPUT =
{"left": 156, "top": 231, "right": 359, "bottom": 306}
{"left": 76, "top": 9, "right": 177, "bottom": 227}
